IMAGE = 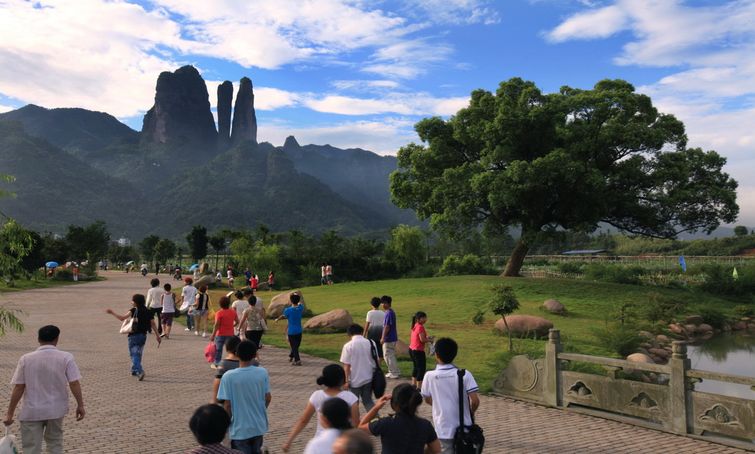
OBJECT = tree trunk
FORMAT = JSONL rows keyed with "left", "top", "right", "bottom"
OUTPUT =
{"left": 502, "top": 236, "right": 529, "bottom": 277}
{"left": 502, "top": 315, "right": 513, "bottom": 351}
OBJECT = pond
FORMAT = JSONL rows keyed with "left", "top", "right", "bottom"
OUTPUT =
{"left": 687, "top": 332, "right": 755, "bottom": 399}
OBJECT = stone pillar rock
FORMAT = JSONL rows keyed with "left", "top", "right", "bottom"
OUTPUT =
{"left": 230, "top": 77, "right": 257, "bottom": 145}
{"left": 217, "top": 81, "right": 233, "bottom": 147}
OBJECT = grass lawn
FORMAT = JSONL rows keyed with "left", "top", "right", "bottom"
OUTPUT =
{"left": 0, "top": 277, "right": 97, "bottom": 293}
{"left": 203, "top": 275, "right": 740, "bottom": 392}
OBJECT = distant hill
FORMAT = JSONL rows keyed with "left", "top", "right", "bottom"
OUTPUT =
{"left": 0, "top": 104, "right": 138, "bottom": 156}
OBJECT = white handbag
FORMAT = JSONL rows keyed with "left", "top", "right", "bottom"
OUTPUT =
{"left": 0, "top": 426, "right": 19, "bottom": 454}
{"left": 119, "top": 310, "right": 137, "bottom": 334}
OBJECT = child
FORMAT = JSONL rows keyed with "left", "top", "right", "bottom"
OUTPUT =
{"left": 160, "top": 283, "right": 176, "bottom": 339}
{"left": 409, "top": 311, "right": 431, "bottom": 389}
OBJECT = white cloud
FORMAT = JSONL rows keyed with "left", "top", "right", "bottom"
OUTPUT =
{"left": 304, "top": 93, "right": 468, "bottom": 116}
{"left": 331, "top": 80, "right": 402, "bottom": 91}
{"left": 259, "top": 118, "right": 417, "bottom": 155}
{"left": 404, "top": 0, "right": 501, "bottom": 25}
{"left": 0, "top": 104, "right": 15, "bottom": 113}
{"left": 546, "top": 4, "right": 627, "bottom": 42}
{"left": 362, "top": 39, "right": 454, "bottom": 79}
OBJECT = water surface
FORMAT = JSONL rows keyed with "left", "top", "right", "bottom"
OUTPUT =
{"left": 687, "top": 333, "right": 755, "bottom": 399}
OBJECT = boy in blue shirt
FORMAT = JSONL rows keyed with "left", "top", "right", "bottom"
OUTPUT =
{"left": 276, "top": 291, "right": 304, "bottom": 366}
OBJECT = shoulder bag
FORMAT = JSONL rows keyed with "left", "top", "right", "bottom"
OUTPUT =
{"left": 453, "top": 368, "right": 485, "bottom": 453}
{"left": 119, "top": 309, "right": 137, "bottom": 334}
{"left": 370, "top": 340, "right": 386, "bottom": 398}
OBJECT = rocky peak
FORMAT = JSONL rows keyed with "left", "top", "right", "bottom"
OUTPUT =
{"left": 141, "top": 65, "right": 217, "bottom": 146}
{"left": 283, "top": 135, "right": 300, "bottom": 149}
{"left": 217, "top": 80, "right": 233, "bottom": 147}
{"left": 230, "top": 77, "right": 257, "bottom": 145}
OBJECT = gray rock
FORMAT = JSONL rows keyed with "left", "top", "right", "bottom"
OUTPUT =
{"left": 217, "top": 81, "right": 233, "bottom": 147}
{"left": 684, "top": 315, "right": 704, "bottom": 325}
{"left": 543, "top": 299, "right": 566, "bottom": 315}
{"left": 231, "top": 77, "right": 257, "bottom": 144}
{"left": 304, "top": 309, "right": 353, "bottom": 332}
{"left": 494, "top": 315, "right": 553, "bottom": 338}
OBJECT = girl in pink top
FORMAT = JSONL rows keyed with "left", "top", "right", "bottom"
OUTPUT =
{"left": 209, "top": 296, "right": 238, "bottom": 368}
{"left": 409, "top": 311, "right": 431, "bottom": 389}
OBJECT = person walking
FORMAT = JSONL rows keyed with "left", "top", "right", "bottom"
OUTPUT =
{"left": 380, "top": 296, "right": 400, "bottom": 379}
{"left": 106, "top": 294, "right": 162, "bottom": 380}
{"left": 267, "top": 271, "right": 274, "bottom": 291}
{"left": 180, "top": 277, "right": 198, "bottom": 332}
{"left": 340, "top": 324, "right": 376, "bottom": 411}
{"left": 363, "top": 297, "right": 384, "bottom": 359}
{"left": 160, "top": 283, "right": 177, "bottom": 339}
{"left": 217, "top": 341, "right": 271, "bottom": 454}
{"left": 211, "top": 336, "right": 246, "bottom": 405}
{"left": 325, "top": 264, "right": 334, "bottom": 285}
{"left": 227, "top": 268, "right": 235, "bottom": 288}
{"left": 194, "top": 285, "right": 211, "bottom": 337}
{"left": 145, "top": 277, "right": 163, "bottom": 335}
{"left": 244, "top": 268, "right": 252, "bottom": 287}
{"left": 320, "top": 263, "right": 327, "bottom": 285}
{"left": 420, "top": 338, "right": 480, "bottom": 454}
{"left": 239, "top": 289, "right": 265, "bottom": 348}
{"left": 187, "top": 404, "right": 242, "bottom": 454}
{"left": 332, "top": 430, "right": 375, "bottom": 454}
{"left": 304, "top": 398, "right": 353, "bottom": 454}
{"left": 275, "top": 292, "right": 304, "bottom": 365}
{"left": 358, "top": 383, "right": 440, "bottom": 454}
{"left": 210, "top": 296, "right": 238, "bottom": 369}
{"left": 409, "top": 311, "right": 432, "bottom": 389}
{"left": 231, "top": 290, "right": 249, "bottom": 337}
{"left": 4, "top": 325, "right": 85, "bottom": 454}
{"left": 282, "top": 364, "right": 359, "bottom": 452}
{"left": 250, "top": 274, "right": 259, "bottom": 292}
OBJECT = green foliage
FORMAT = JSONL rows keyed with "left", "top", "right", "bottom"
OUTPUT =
{"left": 557, "top": 262, "right": 584, "bottom": 275}
{"left": 153, "top": 238, "right": 177, "bottom": 265}
{"left": 698, "top": 308, "right": 727, "bottom": 329}
{"left": 186, "top": 225, "right": 208, "bottom": 262}
{"left": 139, "top": 235, "right": 159, "bottom": 263}
{"left": 52, "top": 269, "right": 73, "bottom": 281}
{"left": 231, "top": 237, "right": 281, "bottom": 276}
{"left": 471, "top": 309, "right": 485, "bottom": 325}
{"left": 0, "top": 219, "right": 33, "bottom": 284}
{"left": 700, "top": 263, "right": 755, "bottom": 296}
{"left": 390, "top": 77, "right": 739, "bottom": 277}
{"left": 385, "top": 225, "right": 426, "bottom": 273}
{"left": 0, "top": 306, "right": 24, "bottom": 337}
{"left": 733, "top": 305, "right": 753, "bottom": 319}
{"left": 108, "top": 244, "right": 138, "bottom": 265}
{"left": 584, "top": 264, "right": 646, "bottom": 285}
{"left": 489, "top": 285, "right": 520, "bottom": 351}
{"left": 638, "top": 292, "right": 688, "bottom": 324}
{"left": 590, "top": 324, "right": 643, "bottom": 357}
{"left": 734, "top": 225, "right": 749, "bottom": 237}
{"left": 437, "top": 254, "right": 495, "bottom": 276}
{"left": 64, "top": 221, "right": 110, "bottom": 260}
{"left": 0, "top": 173, "right": 16, "bottom": 200}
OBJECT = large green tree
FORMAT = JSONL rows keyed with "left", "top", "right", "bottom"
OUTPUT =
{"left": 208, "top": 234, "right": 226, "bottom": 271}
{"left": 390, "top": 78, "right": 739, "bottom": 276}
{"left": 153, "top": 238, "right": 177, "bottom": 265}
{"left": 65, "top": 221, "right": 110, "bottom": 261}
{"left": 186, "top": 225, "right": 208, "bottom": 262}
{"left": 385, "top": 225, "right": 427, "bottom": 273}
{"left": 139, "top": 235, "right": 160, "bottom": 264}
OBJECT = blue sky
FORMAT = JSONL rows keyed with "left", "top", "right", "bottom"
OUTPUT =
{"left": 0, "top": 0, "right": 753, "bottom": 224}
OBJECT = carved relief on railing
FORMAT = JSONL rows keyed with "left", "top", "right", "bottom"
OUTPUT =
{"left": 690, "top": 392, "right": 755, "bottom": 440}
{"left": 491, "top": 355, "right": 546, "bottom": 404}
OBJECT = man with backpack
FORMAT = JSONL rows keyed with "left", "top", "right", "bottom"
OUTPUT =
{"left": 340, "top": 324, "right": 377, "bottom": 411}
{"left": 421, "top": 338, "right": 482, "bottom": 454}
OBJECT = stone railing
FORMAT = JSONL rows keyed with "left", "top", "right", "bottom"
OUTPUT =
{"left": 492, "top": 329, "right": 755, "bottom": 450}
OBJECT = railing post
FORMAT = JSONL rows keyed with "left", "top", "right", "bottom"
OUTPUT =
{"left": 669, "top": 341, "right": 691, "bottom": 434}
{"left": 544, "top": 329, "right": 562, "bottom": 407}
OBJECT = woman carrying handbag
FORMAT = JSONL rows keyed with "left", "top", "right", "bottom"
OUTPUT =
{"left": 106, "top": 293, "right": 161, "bottom": 381}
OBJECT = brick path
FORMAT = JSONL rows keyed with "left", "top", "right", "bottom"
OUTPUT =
{"left": 0, "top": 272, "right": 748, "bottom": 453}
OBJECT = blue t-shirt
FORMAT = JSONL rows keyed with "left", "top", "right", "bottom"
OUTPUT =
{"left": 283, "top": 304, "right": 304, "bottom": 335}
{"left": 384, "top": 309, "right": 397, "bottom": 342}
{"left": 217, "top": 365, "right": 270, "bottom": 440}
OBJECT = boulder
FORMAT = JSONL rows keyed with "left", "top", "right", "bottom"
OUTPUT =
{"left": 230, "top": 77, "right": 257, "bottom": 144}
{"left": 668, "top": 323, "right": 684, "bottom": 335}
{"left": 733, "top": 321, "right": 747, "bottom": 331}
{"left": 656, "top": 334, "right": 670, "bottom": 344}
{"left": 684, "top": 315, "right": 704, "bottom": 325}
{"left": 648, "top": 348, "right": 670, "bottom": 359}
{"left": 304, "top": 309, "right": 353, "bottom": 332}
{"left": 268, "top": 291, "right": 305, "bottom": 319}
{"left": 683, "top": 324, "right": 697, "bottom": 335}
{"left": 698, "top": 323, "right": 714, "bottom": 334}
{"left": 494, "top": 315, "right": 553, "bottom": 338}
{"left": 638, "top": 330, "right": 654, "bottom": 339}
{"left": 626, "top": 353, "right": 655, "bottom": 364}
{"left": 193, "top": 274, "right": 215, "bottom": 289}
{"left": 542, "top": 299, "right": 566, "bottom": 315}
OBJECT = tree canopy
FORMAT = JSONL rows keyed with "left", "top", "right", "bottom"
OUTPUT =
{"left": 390, "top": 78, "right": 739, "bottom": 276}
{"left": 64, "top": 221, "right": 110, "bottom": 261}
{"left": 186, "top": 225, "right": 208, "bottom": 262}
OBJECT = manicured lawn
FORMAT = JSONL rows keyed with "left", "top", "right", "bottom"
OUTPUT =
{"left": 205, "top": 275, "right": 740, "bottom": 392}
{"left": 0, "top": 277, "right": 95, "bottom": 293}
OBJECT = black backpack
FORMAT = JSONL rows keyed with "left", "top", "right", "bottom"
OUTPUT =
{"left": 369, "top": 340, "right": 386, "bottom": 398}
{"left": 453, "top": 369, "right": 484, "bottom": 453}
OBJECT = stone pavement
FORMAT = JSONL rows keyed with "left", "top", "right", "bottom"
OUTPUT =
{"left": 0, "top": 272, "right": 748, "bottom": 453}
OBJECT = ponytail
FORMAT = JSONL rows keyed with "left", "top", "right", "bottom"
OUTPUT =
{"left": 411, "top": 311, "right": 427, "bottom": 330}
{"left": 391, "top": 383, "right": 423, "bottom": 417}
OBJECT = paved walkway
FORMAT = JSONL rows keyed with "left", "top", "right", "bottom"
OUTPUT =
{"left": 0, "top": 272, "right": 749, "bottom": 453}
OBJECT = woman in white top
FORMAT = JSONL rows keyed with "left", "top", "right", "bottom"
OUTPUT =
{"left": 363, "top": 297, "right": 385, "bottom": 359}
{"left": 283, "top": 364, "right": 359, "bottom": 452}
{"left": 160, "top": 283, "right": 176, "bottom": 339}
{"left": 230, "top": 290, "right": 249, "bottom": 336}
{"left": 179, "top": 278, "right": 197, "bottom": 332}
{"left": 304, "top": 397, "right": 353, "bottom": 454}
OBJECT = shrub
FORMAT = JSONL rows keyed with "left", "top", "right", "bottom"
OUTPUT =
{"left": 590, "top": 325, "right": 643, "bottom": 357}
{"left": 699, "top": 308, "right": 727, "bottom": 329}
{"left": 733, "top": 305, "right": 753, "bottom": 319}
{"left": 405, "top": 263, "right": 438, "bottom": 278}
{"left": 52, "top": 269, "right": 73, "bottom": 281}
{"left": 489, "top": 285, "right": 520, "bottom": 351}
{"left": 557, "top": 262, "right": 584, "bottom": 274}
{"left": 584, "top": 264, "right": 646, "bottom": 285}
{"left": 471, "top": 309, "right": 485, "bottom": 325}
{"left": 639, "top": 293, "right": 688, "bottom": 324}
{"left": 437, "top": 254, "right": 495, "bottom": 276}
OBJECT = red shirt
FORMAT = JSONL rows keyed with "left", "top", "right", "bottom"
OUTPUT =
{"left": 410, "top": 323, "right": 427, "bottom": 351}
{"left": 214, "top": 309, "right": 236, "bottom": 336}
{"left": 251, "top": 277, "right": 258, "bottom": 289}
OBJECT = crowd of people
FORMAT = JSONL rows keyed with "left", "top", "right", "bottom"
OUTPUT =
{"left": 4, "top": 278, "right": 482, "bottom": 454}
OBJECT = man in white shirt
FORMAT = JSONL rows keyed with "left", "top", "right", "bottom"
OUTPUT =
{"left": 145, "top": 277, "right": 163, "bottom": 335}
{"left": 4, "top": 325, "right": 85, "bottom": 454}
{"left": 340, "top": 324, "right": 376, "bottom": 411}
{"left": 421, "top": 337, "right": 480, "bottom": 454}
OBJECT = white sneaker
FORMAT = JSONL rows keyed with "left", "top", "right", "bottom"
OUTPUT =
{"left": 202, "top": 332, "right": 207, "bottom": 338}
{"left": 194, "top": 331, "right": 199, "bottom": 336}
{"left": 184, "top": 328, "right": 190, "bottom": 331}
{"left": 385, "top": 373, "right": 400, "bottom": 379}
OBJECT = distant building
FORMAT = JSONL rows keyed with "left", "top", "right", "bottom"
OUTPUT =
{"left": 117, "top": 237, "right": 131, "bottom": 247}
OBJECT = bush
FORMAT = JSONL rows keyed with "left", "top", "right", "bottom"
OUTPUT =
{"left": 638, "top": 292, "right": 688, "bottom": 324}
{"left": 733, "top": 305, "right": 753, "bottom": 319}
{"left": 471, "top": 309, "right": 485, "bottom": 325}
{"left": 437, "top": 254, "right": 496, "bottom": 276}
{"left": 405, "top": 263, "right": 438, "bottom": 278}
{"left": 557, "top": 262, "right": 584, "bottom": 275}
{"left": 584, "top": 264, "right": 646, "bottom": 285}
{"left": 590, "top": 325, "right": 643, "bottom": 357}
{"left": 52, "top": 269, "right": 73, "bottom": 281}
{"left": 699, "top": 308, "right": 728, "bottom": 329}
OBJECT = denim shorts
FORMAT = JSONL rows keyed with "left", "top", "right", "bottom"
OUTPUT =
{"left": 193, "top": 309, "right": 208, "bottom": 316}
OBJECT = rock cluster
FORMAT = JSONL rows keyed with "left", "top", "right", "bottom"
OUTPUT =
{"left": 668, "top": 315, "right": 715, "bottom": 340}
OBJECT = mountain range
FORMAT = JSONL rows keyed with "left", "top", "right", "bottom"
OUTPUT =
{"left": 0, "top": 65, "right": 414, "bottom": 239}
